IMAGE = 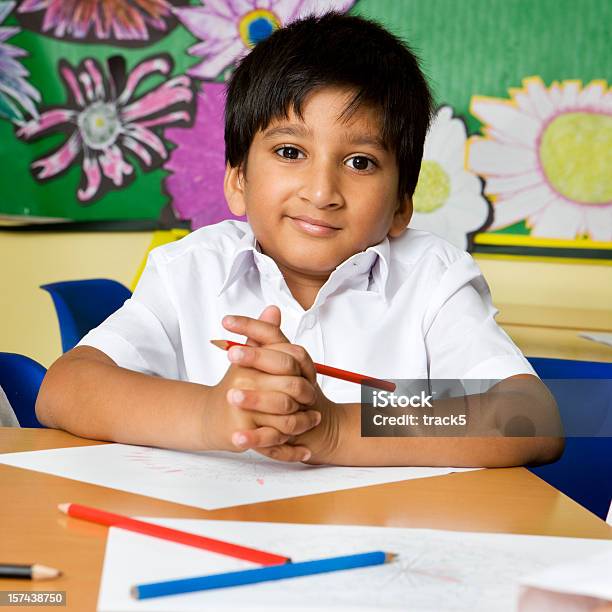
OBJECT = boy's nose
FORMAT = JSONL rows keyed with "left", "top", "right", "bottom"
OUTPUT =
{"left": 297, "top": 161, "right": 344, "bottom": 208}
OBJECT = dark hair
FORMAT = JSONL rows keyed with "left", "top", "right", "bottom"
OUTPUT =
{"left": 225, "top": 12, "right": 434, "bottom": 200}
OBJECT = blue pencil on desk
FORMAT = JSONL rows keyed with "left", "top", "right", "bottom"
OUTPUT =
{"left": 131, "top": 550, "right": 397, "bottom": 600}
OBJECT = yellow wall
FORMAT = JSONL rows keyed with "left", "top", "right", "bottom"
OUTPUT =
{"left": 474, "top": 256, "right": 612, "bottom": 309}
{"left": 0, "top": 231, "right": 151, "bottom": 367}
{"left": 1, "top": 230, "right": 611, "bottom": 368}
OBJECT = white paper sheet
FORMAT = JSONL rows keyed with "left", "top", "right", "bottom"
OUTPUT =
{"left": 579, "top": 331, "right": 612, "bottom": 348}
{"left": 97, "top": 519, "right": 612, "bottom": 612}
{"left": 0, "top": 443, "right": 476, "bottom": 510}
{"left": 524, "top": 548, "right": 612, "bottom": 600}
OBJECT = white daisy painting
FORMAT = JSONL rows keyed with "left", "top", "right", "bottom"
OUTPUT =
{"left": 409, "top": 105, "right": 491, "bottom": 251}
{"left": 467, "top": 76, "right": 612, "bottom": 242}
{"left": 173, "top": 0, "right": 355, "bottom": 80}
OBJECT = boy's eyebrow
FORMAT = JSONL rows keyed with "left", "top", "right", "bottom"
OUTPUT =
{"left": 343, "top": 133, "right": 388, "bottom": 151}
{"left": 262, "top": 124, "right": 387, "bottom": 151}
{"left": 262, "top": 124, "right": 311, "bottom": 140}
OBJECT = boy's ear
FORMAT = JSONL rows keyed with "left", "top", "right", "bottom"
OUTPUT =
{"left": 224, "top": 163, "right": 246, "bottom": 217}
{"left": 388, "top": 196, "right": 413, "bottom": 238}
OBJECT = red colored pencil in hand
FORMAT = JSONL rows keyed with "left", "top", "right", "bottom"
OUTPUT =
{"left": 58, "top": 503, "right": 290, "bottom": 565}
{"left": 211, "top": 339, "right": 396, "bottom": 392}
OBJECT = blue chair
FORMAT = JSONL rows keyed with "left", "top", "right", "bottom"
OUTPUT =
{"left": 527, "top": 356, "right": 612, "bottom": 520}
{"left": 41, "top": 279, "right": 132, "bottom": 352}
{"left": 0, "top": 352, "right": 46, "bottom": 428}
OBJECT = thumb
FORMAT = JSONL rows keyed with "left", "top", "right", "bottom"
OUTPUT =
{"left": 259, "top": 305, "right": 281, "bottom": 326}
{"left": 245, "top": 305, "right": 282, "bottom": 347}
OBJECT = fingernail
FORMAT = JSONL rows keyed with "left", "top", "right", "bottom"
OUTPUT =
{"left": 302, "top": 450, "right": 311, "bottom": 461}
{"left": 231, "top": 389, "right": 244, "bottom": 403}
{"left": 232, "top": 432, "right": 248, "bottom": 447}
{"left": 223, "top": 316, "right": 235, "bottom": 326}
{"left": 228, "top": 347, "right": 244, "bottom": 361}
{"left": 314, "top": 412, "right": 322, "bottom": 425}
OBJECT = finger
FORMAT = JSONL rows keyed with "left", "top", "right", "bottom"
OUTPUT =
{"left": 245, "top": 305, "right": 281, "bottom": 348}
{"left": 222, "top": 311, "right": 290, "bottom": 346}
{"left": 255, "top": 445, "right": 312, "bottom": 463}
{"left": 232, "top": 427, "right": 290, "bottom": 449}
{"left": 227, "top": 344, "right": 302, "bottom": 377}
{"left": 228, "top": 371, "right": 316, "bottom": 405}
{"left": 259, "top": 343, "right": 318, "bottom": 386}
{"left": 226, "top": 388, "right": 303, "bottom": 415}
{"left": 253, "top": 409, "right": 322, "bottom": 436}
{"left": 259, "top": 305, "right": 281, "bottom": 326}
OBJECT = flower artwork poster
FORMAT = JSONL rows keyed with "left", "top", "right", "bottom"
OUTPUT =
{"left": 0, "top": 0, "right": 609, "bottom": 260}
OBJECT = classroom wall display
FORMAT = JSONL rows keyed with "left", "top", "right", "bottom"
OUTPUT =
{"left": 409, "top": 105, "right": 491, "bottom": 252}
{"left": 0, "top": 0, "right": 355, "bottom": 226}
{"left": 164, "top": 82, "right": 234, "bottom": 229}
{"left": 467, "top": 77, "right": 612, "bottom": 260}
{"left": 16, "top": 54, "right": 195, "bottom": 204}
{"left": 0, "top": 0, "right": 610, "bottom": 261}
{"left": 15, "top": 0, "right": 190, "bottom": 46}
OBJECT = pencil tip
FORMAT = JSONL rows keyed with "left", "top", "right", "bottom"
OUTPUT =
{"left": 386, "top": 552, "right": 398, "bottom": 562}
{"left": 210, "top": 339, "right": 226, "bottom": 349}
{"left": 130, "top": 586, "right": 140, "bottom": 599}
{"left": 32, "top": 564, "right": 62, "bottom": 580}
{"left": 57, "top": 503, "right": 69, "bottom": 514}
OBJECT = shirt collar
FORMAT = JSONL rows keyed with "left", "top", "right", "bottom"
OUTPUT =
{"left": 216, "top": 228, "right": 259, "bottom": 297}
{"left": 217, "top": 225, "right": 391, "bottom": 304}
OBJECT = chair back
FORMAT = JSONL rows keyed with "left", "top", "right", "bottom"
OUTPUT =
{"left": 41, "top": 279, "right": 132, "bottom": 352}
{"left": 527, "top": 357, "right": 612, "bottom": 520}
{"left": 0, "top": 352, "right": 46, "bottom": 428}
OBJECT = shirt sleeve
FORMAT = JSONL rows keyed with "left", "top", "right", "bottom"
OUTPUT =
{"left": 423, "top": 252, "right": 536, "bottom": 381}
{"left": 76, "top": 251, "right": 181, "bottom": 379}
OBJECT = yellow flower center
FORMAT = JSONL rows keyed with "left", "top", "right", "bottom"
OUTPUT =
{"left": 413, "top": 160, "right": 451, "bottom": 213}
{"left": 238, "top": 9, "right": 281, "bottom": 48}
{"left": 539, "top": 112, "right": 612, "bottom": 205}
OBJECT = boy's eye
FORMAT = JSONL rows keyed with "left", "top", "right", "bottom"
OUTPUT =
{"left": 346, "top": 156, "right": 376, "bottom": 171}
{"left": 275, "top": 146, "right": 304, "bottom": 160}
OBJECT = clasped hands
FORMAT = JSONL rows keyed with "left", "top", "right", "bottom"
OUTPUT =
{"left": 203, "top": 305, "right": 340, "bottom": 464}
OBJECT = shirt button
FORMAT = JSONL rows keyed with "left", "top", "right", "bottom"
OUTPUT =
{"left": 303, "top": 313, "right": 316, "bottom": 329}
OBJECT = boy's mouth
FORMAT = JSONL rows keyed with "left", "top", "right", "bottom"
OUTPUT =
{"left": 289, "top": 215, "right": 341, "bottom": 237}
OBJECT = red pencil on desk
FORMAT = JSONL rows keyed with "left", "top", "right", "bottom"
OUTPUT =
{"left": 57, "top": 503, "right": 290, "bottom": 566}
{"left": 211, "top": 339, "right": 396, "bottom": 392}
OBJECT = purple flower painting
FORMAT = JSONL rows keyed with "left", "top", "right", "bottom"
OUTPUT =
{"left": 0, "top": 1, "right": 40, "bottom": 123}
{"left": 17, "top": 55, "right": 195, "bottom": 202}
{"left": 164, "top": 82, "right": 242, "bottom": 228}
{"left": 17, "top": 0, "right": 189, "bottom": 46}
{"left": 174, "top": 0, "right": 356, "bottom": 80}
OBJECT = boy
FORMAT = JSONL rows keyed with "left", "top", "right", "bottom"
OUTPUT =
{"left": 36, "top": 12, "right": 563, "bottom": 467}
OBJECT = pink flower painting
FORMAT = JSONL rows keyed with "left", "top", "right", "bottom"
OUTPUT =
{"left": 164, "top": 82, "right": 243, "bottom": 228}
{"left": 174, "top": 0, "right": 356, "bottom": 80}
{"left": 0, "top": 1, "right": 40, "bottom": 123}
{"left": 17, "top": 0, "right": 189, "bottom": 46}
{"left": 17, "top": 55, "right": 195, "bottom": 203}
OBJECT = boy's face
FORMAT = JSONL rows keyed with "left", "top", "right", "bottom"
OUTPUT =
{"left": 225, "top": 86, "right": 412, "bottom": 289}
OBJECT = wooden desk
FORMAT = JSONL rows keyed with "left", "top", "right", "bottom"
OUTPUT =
{"left": 1, "top": 429, "right": 610, "bottom": 611}
{"left": 501, "top": 324, "right": 612, "bottom": 362}
{"left": 496, "top": 304, "right": 612, "bottom": 332}
{"left": 495, "top": 303, "right": 612, "bottom": 362}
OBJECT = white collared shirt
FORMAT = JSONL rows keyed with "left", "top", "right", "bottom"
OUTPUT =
{"left": 78, "top": 220, "right": 534, "bottom": 403}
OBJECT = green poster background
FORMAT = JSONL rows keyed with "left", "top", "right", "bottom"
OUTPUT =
{"left": 356, "top": 0, "right": 611, "bottom": 133}
{"left": 0, "top": 8, "right": 199, "bottom": 221}
{"left": 0, "top": 0, "right": 609, "bottom": 224}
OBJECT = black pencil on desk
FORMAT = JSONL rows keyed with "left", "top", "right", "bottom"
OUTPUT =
{"left": 0, "top": 564, "right": 61, "bottom": 580}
